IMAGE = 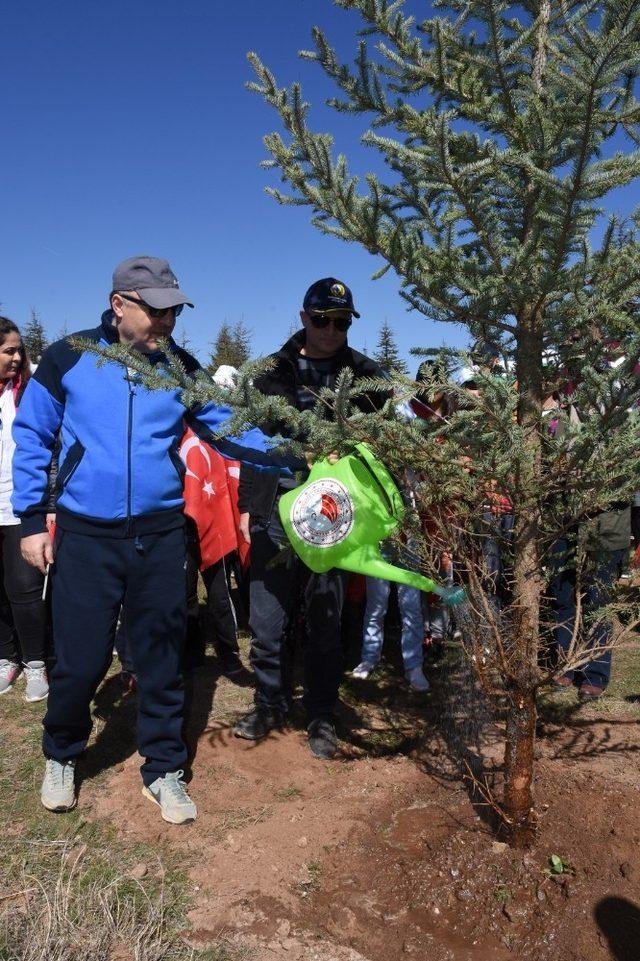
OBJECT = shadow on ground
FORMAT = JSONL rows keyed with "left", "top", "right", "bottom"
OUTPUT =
{"left": 594, "top": 897, "right": 640, "bottom": 961}
{"left": 77, "top": 644, "right": 240, "bottom": 787}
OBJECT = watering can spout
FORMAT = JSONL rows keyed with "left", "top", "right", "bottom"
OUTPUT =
{"left": 356, "top": 548, "right": 438, "bottom": 593}
{"left": 355, "top": 548, "right": 466, "bottom": 605}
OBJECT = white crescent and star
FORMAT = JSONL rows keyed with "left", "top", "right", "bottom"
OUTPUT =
{"left": 179, "top": 435, "right": 212, "bottom": 481}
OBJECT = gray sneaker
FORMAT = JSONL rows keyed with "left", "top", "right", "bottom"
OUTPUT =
{"left": 142, "top": 770, "right": 196, "bottom": 824}
{"left": 41, "top": 758, "right": 77, "bottom": 812}
{"left": 0, "top": 659, "right": 20, "bottom": 695}
{"left": 23, "top": 661, "right": 49, "bottom": 702}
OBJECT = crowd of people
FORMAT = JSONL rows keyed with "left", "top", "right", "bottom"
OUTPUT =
{"left": 0, "top": 255, "right": 633, "bottom": 826}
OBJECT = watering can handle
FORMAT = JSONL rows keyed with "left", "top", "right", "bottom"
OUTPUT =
{"left": 352, "top": 444, "right": 405, "bottom": 520}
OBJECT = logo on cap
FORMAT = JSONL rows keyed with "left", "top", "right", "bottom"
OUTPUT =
{"left": 330, "top": 283, "right": 346, "bottom": 298}
{"left": 290, "top": 479, "right": 354, "bottom": 548}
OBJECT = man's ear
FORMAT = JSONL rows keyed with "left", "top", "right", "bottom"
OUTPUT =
{"left": 111, "top": 293, "right": 124, "bottom": 320}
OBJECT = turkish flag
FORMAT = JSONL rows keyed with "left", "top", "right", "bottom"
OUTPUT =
{"left": 224, "top": 459, "right": 250, "bottom": 570}
{"left": 179, "top": 428, "right": 248, "bottom": 572}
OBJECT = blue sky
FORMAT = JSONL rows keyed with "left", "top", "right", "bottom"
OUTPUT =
{"left": 1, "top": 1, "right": 637, "bottom": 371}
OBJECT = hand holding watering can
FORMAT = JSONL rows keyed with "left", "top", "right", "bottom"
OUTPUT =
{"left": 279, "top": 443, "right": 465, "bottom": 604}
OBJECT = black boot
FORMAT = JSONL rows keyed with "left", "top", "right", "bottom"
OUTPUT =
{"left": 307, "top": 718, "right": 338, "bottom": 759}
{"left": 233, "top": 706, "right": 287, "bottom": 740}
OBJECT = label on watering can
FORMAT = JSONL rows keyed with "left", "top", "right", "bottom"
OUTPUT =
{"left": 290, "top": 478, "right": 355, "bottom": 548}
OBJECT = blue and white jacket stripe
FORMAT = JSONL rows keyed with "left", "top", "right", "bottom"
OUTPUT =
{"left": 12, "top": 312, "right": 293, "bottom": 537}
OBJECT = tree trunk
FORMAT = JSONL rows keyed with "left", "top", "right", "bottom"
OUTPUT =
{"left": 503, "top": 516, "right": 542, "bottom": 846}
{"left": 502, "top": 310, "right": 544, "bottom": 846}
{"left": 503, "top": 686, "right": 538, "bottom": 846}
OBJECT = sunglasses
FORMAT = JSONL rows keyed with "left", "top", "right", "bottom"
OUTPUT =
{"left": 309, "top": 313, "right": 352, "bottom": 332}
{"left": 119, "top": 293, "right": 183, "bottom": 319}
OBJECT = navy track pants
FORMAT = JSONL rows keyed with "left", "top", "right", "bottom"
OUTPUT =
{"left": 43, "top": 526, "right": 188, "bottom": 785}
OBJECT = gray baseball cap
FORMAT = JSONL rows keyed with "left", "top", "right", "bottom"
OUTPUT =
{"left": 112, "top": 256, "right": 194, "bottom": 309}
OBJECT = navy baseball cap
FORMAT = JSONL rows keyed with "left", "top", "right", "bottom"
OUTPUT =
{"left": 112, "top": 256, "right": 194, "bottom": 310}
{"left": 303, "top": 277, "right": 360, "bottom": 318}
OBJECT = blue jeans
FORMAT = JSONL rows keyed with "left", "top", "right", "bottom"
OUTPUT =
{"left": 361, "top": 577, "right": 424, "bottom": 671}
{"left": 550, "top": 539, "right": 623, "bottom": 688}
{"left": 423, "top": 558, "right": 453, "bottom": 640}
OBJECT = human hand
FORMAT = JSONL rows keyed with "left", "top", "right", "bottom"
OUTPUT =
{"left": 239, "top": 512, "right": 251, "bottom": 545}
{"left": 21, "top": 533, "right": 54, "bottom": 574}
{"left": 305, "top": 450, "right": 340, "bottom": 468}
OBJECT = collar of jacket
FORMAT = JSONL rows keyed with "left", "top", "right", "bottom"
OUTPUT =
{"left": 276, "top": 329, "right": 371, "bottom": 375}
{"left": 99, "top": 309, "right": 177, "bottom": 363}
{"left": 101, "top": 309, "right": 121, "bottom": 344}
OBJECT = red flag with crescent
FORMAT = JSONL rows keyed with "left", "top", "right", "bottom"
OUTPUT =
{"left": 179, "top": 427, "right": 249, "bottom": 571}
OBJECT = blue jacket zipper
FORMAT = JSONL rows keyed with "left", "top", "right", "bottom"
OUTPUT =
{"left": 126, "top": 371, "right": 135, "bottom": 534}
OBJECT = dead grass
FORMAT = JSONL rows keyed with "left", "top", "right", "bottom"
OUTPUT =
{"left": 2, "top": 622, "right": 638, "bottom": 961}
{"left": 0, "top": 657, "right": 255, "bottom": 961}
{"left": 539, "top": 641, "right": 640, "bottom": 722}
{"left": 0, "top": 838, "right": 193, "bottom": 961}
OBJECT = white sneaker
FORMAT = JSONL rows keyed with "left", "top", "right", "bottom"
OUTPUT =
{"left": 23, "top": 661, "right": 49, "bottom": 702}
{"left": 142, "top": 770, "right": 196, "bottom": 824}
{"left": 41, "top": 758, "right": 77, "bottom": 812}
{"left": 0, "top": 659, "right": 20, "bottom": 695}
{"left": 351, "top": 661, "right": 376, "bottom": 680}
{"left": 405, "top": 666, "right": 430, "bottom": 692}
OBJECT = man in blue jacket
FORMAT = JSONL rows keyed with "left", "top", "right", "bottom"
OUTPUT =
{"left": 13, "top": 256, "right": 290, "bottom": 824}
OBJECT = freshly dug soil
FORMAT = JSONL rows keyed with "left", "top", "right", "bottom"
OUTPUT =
{"left": 86, "top": 661, "right": 640, "bottom": 961}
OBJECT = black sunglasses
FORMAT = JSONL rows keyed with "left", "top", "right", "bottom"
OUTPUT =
{"left": 309, "top": 313, "right": 352, "bottom": 332}
{"left": 119, "top": 293, "right": 183, "bottom": 319}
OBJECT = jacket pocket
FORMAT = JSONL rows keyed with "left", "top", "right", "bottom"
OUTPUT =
{"left": 55, "top": 439, "right": 86, "bottom": 494}
{"left": 168, "top": 442, "right": 186, "bottom": 484}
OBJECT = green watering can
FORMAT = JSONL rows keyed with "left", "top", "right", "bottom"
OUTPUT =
{"left": 279, "top": 443, "right": 465, "bottom": 604}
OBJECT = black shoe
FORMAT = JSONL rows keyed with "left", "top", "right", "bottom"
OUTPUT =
{"left": 307, "top": 718, "right": 338, "bottom": 760}
{"left": 233, "top": 706, "right": 287, "bottom": 740}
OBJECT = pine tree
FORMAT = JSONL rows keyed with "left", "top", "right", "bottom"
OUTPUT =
{"left": 55, "top": 321, "right": 69, "bottom": 341}
{"left": 231, "top": 320, "right": 252, "bottom": 367}
{"left": 87, "top": 0, "right": 640, "bottom": 848}
{"left": 373, "top": 320, "right": 408, "bottom": 375}
{"left": 23, "top": 309, "right": 49, "bottom": 363}
{"left": 175, "top": 325, "right": 193, "bottom": 354}
{"left": 208, "top": 322, "right": 236, "bottom": 371}
{"left": 243, "top": 0, "right": 640, "bottom": 844}
{"left": 208, "top": 321, "right": 252, "bottom": 371}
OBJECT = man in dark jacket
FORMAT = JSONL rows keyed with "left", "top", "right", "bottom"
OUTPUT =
{"left": 551, "top": 506, "right": 630, "bottom": 698}
{"left": 234, "top": 278, "right": 385, "bottom": 758}
{"left": 13, "top": 256, "right": 293, "bottom": 824}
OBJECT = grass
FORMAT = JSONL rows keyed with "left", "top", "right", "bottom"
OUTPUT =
{"left": 273, "top": 785, "right": 302, "bottom": 801}
{"left": 0, "top": 689, "right": 199, "bottom": 961}
{"left": 539, "top": 643, "right": 640, "bottom": 722}
{"left": 297, "top": 860, "right": 323, "bottom": 898}
{"left": 0, "top": 625, "right": 262, "bottom": 961}
{"left": 3, "top": 618, "right": 638, "bottom": 960}
{"left": 193, "top": 948, "right": 251, "bottom": 961}
{"left": 0, "top": 655, "right": 257, "bottom": 961}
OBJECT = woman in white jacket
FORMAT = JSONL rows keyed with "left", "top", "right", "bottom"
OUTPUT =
{"left": 0, "top": 316, "right": 48, "bottom": 701}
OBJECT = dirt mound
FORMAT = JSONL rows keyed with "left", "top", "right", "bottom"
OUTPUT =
{"left": 81, "top": 649, "right": 640, "bottom": 961}
{"left": 88, "top": 701, "right": 640, "bottom": 961}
